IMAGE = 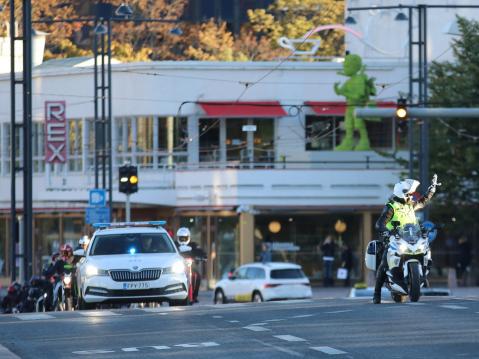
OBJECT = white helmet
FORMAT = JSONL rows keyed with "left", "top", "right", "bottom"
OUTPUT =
{"left": 176, "top": 227, "right": 191, "bottom": 245}
{"left": 393, "top": 179, "right": 420, "bottom": 200}
{"left": 79, "top": 235, "right": 90, "bottom": 247}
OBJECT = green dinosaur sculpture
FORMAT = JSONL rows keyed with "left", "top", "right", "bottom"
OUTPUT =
{"left": 334, "top": 54, "right": 376, "bottom": 151}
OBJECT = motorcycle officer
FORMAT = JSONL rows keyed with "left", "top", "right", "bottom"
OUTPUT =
{"left": 175, "top": 227, "right": 207, "bottom": 303}
{"left": 372, "top": 174, "right": 440, "bottom": 304}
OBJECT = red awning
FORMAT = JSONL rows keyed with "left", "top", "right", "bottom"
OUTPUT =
{"left": 198, "top": 101, "right": 287, "bottom": 117}
{"left": 305, "top": 101, "right": 396, "bottom": 116}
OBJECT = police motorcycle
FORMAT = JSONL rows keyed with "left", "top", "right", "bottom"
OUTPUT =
{"left": 366, "top": 221, "right": 433, "bottom": 303}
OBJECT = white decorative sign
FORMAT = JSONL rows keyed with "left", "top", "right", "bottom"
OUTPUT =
{"left": 45, "top": 101, "right": 67, "bottom": 163}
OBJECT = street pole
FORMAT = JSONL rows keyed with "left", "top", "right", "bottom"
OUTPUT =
{"left": 125, "top": 194, "right": 131, "bottom": 222}
{"left": 107, "top": 19, "right": 113, "bottom": 221}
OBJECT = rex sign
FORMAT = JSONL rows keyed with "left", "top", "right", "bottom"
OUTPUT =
{"left": 45, "top": 101, "right": 67, "bottom": 163}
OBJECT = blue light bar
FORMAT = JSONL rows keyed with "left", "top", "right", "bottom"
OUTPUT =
{"left": 92, "top": 220, "right": 167, "bottom": 229}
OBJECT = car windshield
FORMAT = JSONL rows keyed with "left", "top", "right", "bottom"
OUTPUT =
{"left": 90, "top": 233, "right": 176, "bottom": 256}
{"left": 270, "top": 268, "right": 305, "bottom": 279}
{"left": 398, "top": 224, "right": 422, "bottom": 244}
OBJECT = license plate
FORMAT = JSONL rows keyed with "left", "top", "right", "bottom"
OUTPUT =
{"left": 122, "top": 282, "right": 150, "bottom": 290}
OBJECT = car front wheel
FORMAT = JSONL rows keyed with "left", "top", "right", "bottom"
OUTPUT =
{"left": 214, "top": 289, "right": 226, "bottom": 304}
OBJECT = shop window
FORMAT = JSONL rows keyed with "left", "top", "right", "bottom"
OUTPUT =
{"left": 199, "top": 119, "right": 220, "bottom": 162}
{"left": 226, "top": 118, "right": 247, "bottom": 162}
{"left": 306, "top": 115, "right": 401, "bottom": 151}
{"left": 253, "top": 119, "right": 274, "bottom": 163}
{"left": 68, "top": 119, "right": 82, "bottom": 172}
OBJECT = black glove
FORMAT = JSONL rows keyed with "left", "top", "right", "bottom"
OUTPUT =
{"left": 380, "top": 230, "right": 390, "bottom": 239}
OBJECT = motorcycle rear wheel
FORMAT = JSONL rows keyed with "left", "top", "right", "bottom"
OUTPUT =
{"left": 408, "top": 262, "right": 421, "bottom": 302}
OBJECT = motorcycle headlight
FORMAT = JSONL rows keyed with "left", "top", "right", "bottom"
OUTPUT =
{"left": 398, "top": 243, "right": 408, "bottom": 254}
{"left": 63, "top": 276, "right": 72, "bottom": 285}
{"left": 85, "top": 265, "right": 108, "bottom": 277}
{"left": 168, "top": 261, "right": 186, "bottom": 274}
{"left": 416, "top": 243, "right": 426, "bottom": 253}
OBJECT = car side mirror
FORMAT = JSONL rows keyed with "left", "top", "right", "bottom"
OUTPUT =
{"left": 73, "top": 249, "right": 85, "bottom": 257}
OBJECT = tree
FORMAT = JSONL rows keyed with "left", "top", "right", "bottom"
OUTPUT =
{"left": 428, "top": 16, "right": 479, "bottom": 237}
{"left": 247, "top": 0, "right": 345, "bottom": 58}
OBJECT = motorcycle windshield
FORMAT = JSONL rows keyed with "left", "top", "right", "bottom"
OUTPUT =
{"left": 399, "top": 224, "right": 421, "bottom": 244}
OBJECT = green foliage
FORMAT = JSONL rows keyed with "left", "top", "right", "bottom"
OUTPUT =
{"left": 428, "top": 16, "right": 479, "bottom": 233}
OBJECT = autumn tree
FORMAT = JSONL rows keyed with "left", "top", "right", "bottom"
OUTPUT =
{"left": 248, "top": 0, "right": 345, "bottom": 58}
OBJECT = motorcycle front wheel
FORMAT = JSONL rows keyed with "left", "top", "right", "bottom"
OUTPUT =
{"left": 408, "top": 262, "right": 421, "bottom": 302}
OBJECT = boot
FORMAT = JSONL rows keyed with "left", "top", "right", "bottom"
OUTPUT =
{"left": 373, "top": 292, "right": 381, "bottom": 304}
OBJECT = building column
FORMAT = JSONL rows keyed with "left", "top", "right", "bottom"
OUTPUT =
{"left": 361, "top": 211, "right": 375, "bottom": 286}
{"left": 239, "top": 212, "right": 254, "bottom": 265}
{"left": 187, "top": 116, "right": 199, "bottom": 166}
{"left": 167, "top": 116, "right": 174, "bottom": 168}
{"left": 219, "top": 118, "right": 226, "bottom": 165}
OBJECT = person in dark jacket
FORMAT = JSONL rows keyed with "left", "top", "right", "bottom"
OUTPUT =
{"left": 321, "top": 235, "right": 336, "bottom": 287}
{"left": 372, "top": 174, "right": 439, "bottom": 304}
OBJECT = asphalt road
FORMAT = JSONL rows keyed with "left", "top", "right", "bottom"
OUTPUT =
{"left": 0, "top": 296, "right": 478, "bottom": 359}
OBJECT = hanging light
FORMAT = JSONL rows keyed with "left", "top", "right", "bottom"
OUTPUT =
{"left": 115, "top": 2, "right": 133, "bottom": 19}
{"left": 94, "top": 23, "right": 108, "bottom": 35}
{"left": 345, "top": 14, "right": 357, "bottom": 25}
{"left": 395, "top": 11, "right": 408, "bottom": 21}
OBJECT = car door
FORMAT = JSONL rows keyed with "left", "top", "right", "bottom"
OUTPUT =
{"left": 225, "top": 267, "right": 248, "bottom": 302}
{"left": 244, "top": 267, "right": 266, "bottom": 300}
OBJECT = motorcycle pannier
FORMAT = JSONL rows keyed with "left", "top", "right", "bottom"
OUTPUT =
{"left": 365, "top": 240, "right": 378, "bottom": 271}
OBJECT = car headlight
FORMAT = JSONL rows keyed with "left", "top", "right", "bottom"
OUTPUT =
{"left": 85, "top": 265, "right": 108, "bottom": 277}
{"left": 169, "top": 261, "right": 186, "bottom": 274}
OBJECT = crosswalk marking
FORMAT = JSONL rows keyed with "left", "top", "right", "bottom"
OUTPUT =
{"left": 0, "top": 344, "right": 21, "bottom": 359}
{"left": 79, "top": 310, "right": 120, "bottom": 317}
{"left": 14, "top": 313, "right": 55, "bottom": 321}
{"left": 440, "top": 305, "right": 468, "bottom": 310}
{"left": 274, "top": 335, "right": 307, "bottom": 342}
{"left": 311, "top": 346, "right": 347, "bottom": 355}
{"left": 243, "top": 325, "right": 270, "bottom": 332}
{"left": 291, "top": 314, "right": 314, "bottom": 318}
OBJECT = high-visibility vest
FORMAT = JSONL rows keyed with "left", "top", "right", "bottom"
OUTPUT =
{"left": 385, "top": 200, "right": 418, "bottom": 230}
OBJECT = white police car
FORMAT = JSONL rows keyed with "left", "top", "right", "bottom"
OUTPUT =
{"left": 76, "top": 221, "right": 188, "bottom": 309}
{"left": 213, "top": 262, "right": 312, "bottom": 304}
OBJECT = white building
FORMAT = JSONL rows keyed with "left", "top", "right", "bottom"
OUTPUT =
{"left": 0, "top": 0, "right": 470, "bottom": 285}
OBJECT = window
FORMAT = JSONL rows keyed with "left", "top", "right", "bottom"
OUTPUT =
{"left": 234, "top": 267, "right": 247, "bottom": 279}
{"left": 226, "top": 118, "right": 247, "bottom": 161}
{"left": 90, "top": 233, "right": 176, "bottom": 256}
{"left": 305, "top": 115, "right": 402, "bottom": 151}
{"left": 270, "top": 268, "right": 306, "bottom": 279}
{"left": 68, "top": 119, "right": 82, "bottom": 172}
{"left": 253, "top": 119, "right": 274, "bottom": 163}
{"left": 199, "top": 119, "right": 220, "bottom": 162}
{"left": 246, "top": 267, "right": 266, "bottom": 279}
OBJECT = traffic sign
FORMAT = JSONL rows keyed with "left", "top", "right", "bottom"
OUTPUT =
{"left": 85, "top": 206, "right": 110, "bottom": 225}
{"left": 89, "top": 189, "right": 106, "bottom": 207}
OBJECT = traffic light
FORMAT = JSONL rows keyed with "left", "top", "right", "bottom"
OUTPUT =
{"left": 396, "top": 98, "right": 408, "bottom": 120}
{"left": 119, "top": 165, "right": 138, "bottom": 194}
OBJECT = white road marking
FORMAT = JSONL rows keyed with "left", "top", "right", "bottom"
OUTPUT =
{"left": 0, "top": 344, "right": 21, "bottom": 359}
{"left": 206, "top": 303, "right": 246, "bottom": 308}
{"left": 121, "top": 347, "right": 140, "bottom": 352}
{"left": 73, "top": 349, "right": 115, "bottom": 355}
{"left": 79, "top": 310, "right": 120, "bottom": 317}
{"left": 212, "top": 315, "right": 223, "bottom": 318}
{"left": 150, "top": 346, "right": 170, "bottom": 350}
{"left": 228, "top": 320, "right": 240, "bottom": 323}
{"left": 243, "top": 325, "right": 271, "bottom": 332}
{"left": 250, "top": 322, "right": 268, "bottom": 326}
{"left": 405, "top": 302, "right": 426, "bottom": 305}
{"left": 274, "top": 335, "right": 307, "bottom": 342}
{"left": 174, "top": 342, "right": 220, "bottom": 348}
{"left": 311, "top": 346, "right": 347, "bottom": 355}
{"left": 291, "top": 314, "right": 314, "bottom": 318}
{"left": 252, "top": 339, "right": 303, "bottom": 358}
{"left": 141, "top": 307, "right": 171, "bottom": 313}
{"left": 440, "top": 305, "right": 468, "bottom": 310}
{"left": 14, "top": 313, "right": 55, "bottom": 321}
{"left": 266, "top": 319, "right": 286, "bottom": 322}
{"left": 324, "top": 310, "right": 353, "bottom": 314}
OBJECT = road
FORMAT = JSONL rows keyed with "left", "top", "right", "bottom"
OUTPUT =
{"left": 0, "top": 295, "right": 478, "bottom": 359}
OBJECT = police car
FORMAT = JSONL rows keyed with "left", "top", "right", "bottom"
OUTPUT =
{"left": 76, "top": 221, "right": 188, "bottom": 309}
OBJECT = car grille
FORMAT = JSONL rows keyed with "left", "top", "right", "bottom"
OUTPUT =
{"left": 110, "top": 269, "right": 162, "bottom": 282}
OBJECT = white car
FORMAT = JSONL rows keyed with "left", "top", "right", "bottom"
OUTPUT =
{"left": 214, "top": 262, "right": 312, "bottom": 304}
{"left": 76, "top": 222, "right": 188, "bottom": 309}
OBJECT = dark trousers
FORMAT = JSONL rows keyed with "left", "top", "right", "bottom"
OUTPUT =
{"left": 374, "top": 249, "right": 388, "bottom": 295}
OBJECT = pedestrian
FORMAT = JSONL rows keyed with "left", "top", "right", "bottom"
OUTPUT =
{"left": 340, "top": 243, "right": 353, "bottom": 287}
{"left": 321, "top": 235, "right": 335, "bottom": 287}
{"left": 260, "top": 241, "right": 272, "bottom": 263}
{"left": 456, "top": 235, "right": 472, "bottom": 287}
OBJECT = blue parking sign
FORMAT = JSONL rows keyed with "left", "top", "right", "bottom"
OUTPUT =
{"left": 89, "top": 189, "right": 106, "bottom": 207}
{"left": 85, "top": 207, "right": 110, "bottom": 225}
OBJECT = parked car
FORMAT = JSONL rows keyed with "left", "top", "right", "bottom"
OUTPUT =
{"left": 76, "top": 221, "right": 188, "bottom": 309}
{"left": 214, "top": 262, "right": 312, "bottom": 304}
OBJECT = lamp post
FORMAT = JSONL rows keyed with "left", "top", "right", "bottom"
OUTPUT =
{"left": 347, "top": 3, "right": 479, "bottom": 220}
